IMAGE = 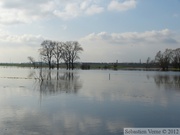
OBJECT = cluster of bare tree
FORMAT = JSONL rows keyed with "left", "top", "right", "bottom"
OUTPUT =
{"left": 155, "top": 48, "right": 180, "bottom": 71}
{"left": 39, "top": 40, "right": 83, "bottom": 70}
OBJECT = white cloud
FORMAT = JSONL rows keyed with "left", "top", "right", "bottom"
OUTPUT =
{"left": 53, "top": 1, "right": 104, "bottom": 20}
{"left": 80, "top": 1, "right": 91, "bottom": 10}
{"left": 81, "top": 29, "right": 178, "bottom": 44}
{"left": 85, "top": 5, "right": 104, "bottom": 15}
{"left": 79, "top": 29, "right": 180, "bottom": 62}
{"left": 0, "top": 0, "right": 137, "bottom": 24}
{"left": 0, "top": 30, "right": 44, "bottom": 62}
{"left": 53, "top": 3, "right": 81, "bottom": 20}
{"left": 0, "top": 0, "right": 106, "bottom": 24}
{"left": 0, "top": 0, "right": 54, "bottom": 25}
{"left": 0, "top": 31, "right": 44, "bottom": 44}
{"left": 108, "top": 0, "right": 137, "bottom": 11}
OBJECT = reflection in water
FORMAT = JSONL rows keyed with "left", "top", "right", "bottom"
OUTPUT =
{"left": 0, "top": 107, "right": 130, "bottom": 135}
{"left": 152, "top": 74, "right": 180, "bottom": 90}
{"left": 0, "top": 108, "right": 52, "bottom": 135}
{"left": 29, "top": 69, "right": 83, "bottom": 95}
{"left": 1, "top": 68, "right": 180, "bottom": 135}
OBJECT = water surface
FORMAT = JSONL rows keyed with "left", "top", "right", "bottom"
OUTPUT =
{"left": 0, "top": 67, "right": 180, "bottom": 135}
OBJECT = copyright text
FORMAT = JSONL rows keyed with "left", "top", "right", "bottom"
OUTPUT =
{"left": 124, "top": 128, "right": 180, "bottom": 135}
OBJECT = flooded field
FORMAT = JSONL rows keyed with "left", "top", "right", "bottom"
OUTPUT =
{"left": 0, "top": 67, "right": 180, "bottom": 135}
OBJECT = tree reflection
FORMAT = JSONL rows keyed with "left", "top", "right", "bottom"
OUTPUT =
{"left": 30, "top": 69, "right": 83, "bottom": 95}
{"left": 153, "top": 74, "right": 180, "bottom": 90}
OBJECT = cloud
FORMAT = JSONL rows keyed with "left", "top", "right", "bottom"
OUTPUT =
{"left": 0, "top": 0, "right": 54, "bottom": 25}
{"left": 0, "top": 31, "right": 44, "bottom": 45}
{"left": 0, "top": 0, "right": 58, "bottom": 24}
{"left": 0, "top": 0, "right": 137, "bottom": 24}
{"left": 53, "top": 3, "right": 81, "bottom": 20}
{"left": 53, "top": 1, "right": 104, "bottom": 20}
{"left": 0, "top": 0, "right": 105, "bottom": 24}
{"left": 85, "top": 5, "right": 104, "bottom": 15}
{"left": 0, "top": 30, "right": 44, "bottom": 62}
{"left": 79, "top": 29, "right": 180, "bottom": 62}
{"left": 108, "top": 0, "right": 137, "bottom": 11}
{"left": 81, "top": 29, "right": 178, "bottom": 45}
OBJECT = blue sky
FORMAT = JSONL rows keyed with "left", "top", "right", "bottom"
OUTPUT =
{"left": 0, "top": 0, "right": 180, "bottom": 63}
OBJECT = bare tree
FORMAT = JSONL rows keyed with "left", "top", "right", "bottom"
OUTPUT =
{"left": 70, "top": 41, "right": 83, "bottom": 70}
{"left": 62, "top": 41, "right": 72, "bottom": 70}
{"left": 27, "top": 56, "right": 36, "bottom": 68}
{"left": 172, "top": 48, "right": 180, "bottom": 70}
{"left": 62, "top": 41, "right": 83, "bottom": 70}
{"left": 155, "top": 49, "right": 172, "bottom": 71}
{"left": 39, "top": 40, "right": 55, "bottom": 69}
{"left": 146, "top": 57, "right": 151, "bottom": 69}
{"left": 62, "top": 50, "right": 70, "bottom": 70}
{"left": 53, "top": 41, "right": 64, "bottom": 70}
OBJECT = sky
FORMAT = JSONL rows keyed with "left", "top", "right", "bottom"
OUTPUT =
{"left": 0, "top": 0, "right": 180, "bottom": 63}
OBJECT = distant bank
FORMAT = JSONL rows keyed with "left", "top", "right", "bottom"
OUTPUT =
{"left": 0, "top": 62, "right": 179, "bottom": 71}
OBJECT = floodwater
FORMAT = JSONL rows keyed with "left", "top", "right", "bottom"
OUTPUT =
{"left": 0, "top": 67, "right": 180, "bottom": 135}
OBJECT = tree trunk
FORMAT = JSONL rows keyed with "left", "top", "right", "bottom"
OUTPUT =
{"left": 48, "top": 61, "right": 51, "bottom": 69}
{"left": 57, "top": 60, "right": 59, "bottom": 70}
{"left": 33, "top": 63, "right": 35, "bottom": 69}
{"left": 68, "top": 61, "right": 71, "bottom": 70}
{"left": 65, "top": 62, "right": 68, "bottom": 70}
{"left": 71, "top": 60, "right": 74, "bottom": 70}
{"left": 166, "top": 66, "right": 169, "bottom": 71}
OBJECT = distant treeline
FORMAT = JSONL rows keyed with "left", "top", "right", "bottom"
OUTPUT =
{"left": 0, "top": 61, "right": 178, "bottom": 71}
{"left": 0, "top": 62, "right": 153, "bottom": 70}
{"left": 1, "top": 46, "right": 179, "bottom": 71}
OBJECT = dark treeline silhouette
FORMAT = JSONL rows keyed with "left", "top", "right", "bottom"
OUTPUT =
{"left": 154, "top": 48, "right": 180, "bottom": 71}
{"left": 38, "top": 40, "right": 83, "bottom": 70}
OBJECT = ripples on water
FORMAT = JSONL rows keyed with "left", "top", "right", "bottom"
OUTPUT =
{"left": 0, "top": 67, "right": 180, "bottom": 135}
